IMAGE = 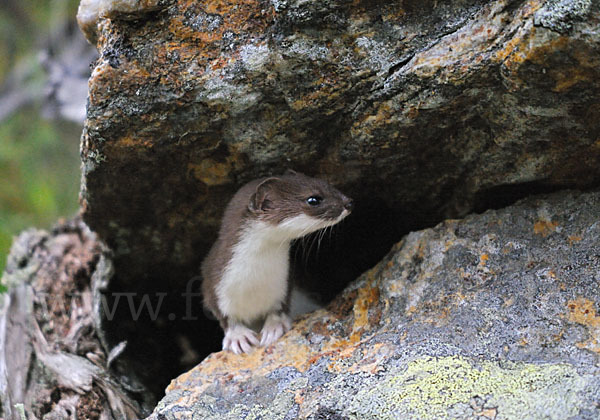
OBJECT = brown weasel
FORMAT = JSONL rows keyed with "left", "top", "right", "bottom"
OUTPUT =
{"left": 201, "top": 170, "right": 353, "bottom": 354}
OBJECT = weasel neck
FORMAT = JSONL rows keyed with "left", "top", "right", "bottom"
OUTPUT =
{"left": 240, "top": 220, "right": 296, "bottom": 249}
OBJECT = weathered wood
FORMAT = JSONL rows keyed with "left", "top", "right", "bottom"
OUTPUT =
{"left": 0, "top": 220, "right": 153, "bottom": 420}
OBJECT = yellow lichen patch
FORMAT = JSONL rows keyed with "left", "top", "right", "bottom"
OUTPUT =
{"left": 533, "top": 219, "right": 559, "bottom": 237}
{"left": 566, "top": 298, "right": 600, "bottom": 353}
{"left": 349, "top": 355, "right": 585, "bottom": 420}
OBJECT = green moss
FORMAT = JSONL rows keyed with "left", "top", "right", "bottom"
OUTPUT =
{"left": 349, "top": 355, "right": 586, "bottom": 420}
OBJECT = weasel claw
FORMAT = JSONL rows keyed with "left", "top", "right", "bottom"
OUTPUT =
{"left": 260, "top": 313, "right": 292, "bottom": 347}
{"left": 223, "top": 324, "right": 259, "bottom": 354}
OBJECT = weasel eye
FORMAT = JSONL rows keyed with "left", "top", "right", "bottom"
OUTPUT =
{"left": 306, "top": 196, "right": 322, "bottom": 206}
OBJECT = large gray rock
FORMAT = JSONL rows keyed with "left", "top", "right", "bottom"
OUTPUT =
{"left": 148, "top": 190, "right": 600, "bottom": 420}
{"left": 79, "top": 0, "right": 600, "bottom": 286}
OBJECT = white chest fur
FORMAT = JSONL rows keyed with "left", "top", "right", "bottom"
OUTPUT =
{"left": 216, "top": 221, "right": 292, "bottom": 323}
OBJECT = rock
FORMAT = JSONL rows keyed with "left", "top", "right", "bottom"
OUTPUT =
{"left": 73, "top": 0, "right": 600, "bottom": 412}
{"left": 79, "top": 0, "right": 600, "bottom": 292}
{"left": 77, "top": 0, "right": 169, "bottom": 44}
{"left": 147, "top": 190, "right": 600, "bottom": 419}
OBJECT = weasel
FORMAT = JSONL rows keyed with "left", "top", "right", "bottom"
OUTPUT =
{"left": 201, "top": 170, "right": 353, "bottom": 354}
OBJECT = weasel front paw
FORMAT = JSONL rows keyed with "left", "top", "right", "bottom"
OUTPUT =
{"left": 223, "top": 324, "right": 259, "bottom": 354}
{"left": 260, "top": 312, "right": 292, "bottom": 347}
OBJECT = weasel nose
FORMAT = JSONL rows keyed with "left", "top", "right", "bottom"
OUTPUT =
{"left": 344, "top": 199, "right": 354, "bottom": 211}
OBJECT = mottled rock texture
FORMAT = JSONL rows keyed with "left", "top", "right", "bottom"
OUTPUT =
{"left": 148, "top": 190, "right": 600, "bottom": 420}
{"left": 80, "top": 0, "right": 600, "bottom": 290}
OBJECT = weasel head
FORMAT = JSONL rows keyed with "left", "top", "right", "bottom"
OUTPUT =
{"left": 248, "top": 170, "right": 353, "bottom": 239}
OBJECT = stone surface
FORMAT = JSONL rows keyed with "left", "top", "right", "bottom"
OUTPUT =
{"left": 73, "top": 0, "right": 600, "bottom": 412}
{"left": 80, "top": 0, "right": 600, "bottom": 289}
{"left": 77, "top": 0, "right": 168, "bottom": 44}
{"left": 148, "top": 190, "right": 600, "bottom": 420}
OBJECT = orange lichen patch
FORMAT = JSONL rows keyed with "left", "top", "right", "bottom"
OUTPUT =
{"left": 567, "top": 298, "right": 600, "bottom": 328}
{"left": 170, "top": 301, "right": 385, "bottom": 393}
{"left": 328, "top": 296, "right": 358, "bottom": 320}
{"left": 479, "top": 253, "right": 489, "bottom": 267}
{"left": 404, "top": 291, "right": 465, "bottom": 327}
{"left": 325, "top": 343, "right": 362, "bottom": 373}
{"left": 568, "top": 235, "right": 582, "bottom": 245}
{"left": 406, "top": 305, "right": 418, "bottom": 315}
{"left": 294, "top": 390, "right": 305, "bottom": 405}
{"left": 188, "top": 160, "right": 231, "bottom": 186}
{"left": 406, "top": 1, "right": 544, "bottom": 81}
{"left": 551, "top": 66, "right": 596, "bottom": 93}
{"left": 89, "top": 60, "right": 152, "bottom": 104}
{"left": 494, "top": 20, "right": 536, "bottom": 67}
{"left": 387, "top": 277, "right": 404, "bottom": 294}
{"left": 492, "top": 0, "right": 543, "bottom": 63}
{"left": 114, "top": 134, "right": 155, "bottom": 149}
{"left": 188, "top": 152, "right": 244, "bottom": 186}
{"left": 533, "top": 219, "right": 559, "bottom": 237}
{"left": 306, "top": 319, "right": 331, "bottom": 337}
{"left": 432, "top": 306, "right": 451, "bottom": 326}
{"left": 349, "top": 279, "right": 381, "bottom": 342}
{"left": 543, "top": 43, "right": 599, "bottom": 93}
{"left": 170, "top": 338, "right": 315, "bottom": 392}
{"left": 566, "top": 298, "right": 600, "bottom": 354}
{"left": 168, "top": 0, "right": 275, "bottom": 65}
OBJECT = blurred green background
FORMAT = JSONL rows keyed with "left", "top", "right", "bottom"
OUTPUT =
{"left": 0, "top": 0, "right": 86, "bottom": 274}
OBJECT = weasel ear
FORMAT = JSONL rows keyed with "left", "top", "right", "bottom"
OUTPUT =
{"left": 249, "top": 177, "right": 280, "bottom": 212}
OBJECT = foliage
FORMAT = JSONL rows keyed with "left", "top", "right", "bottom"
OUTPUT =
{"left": 0, "top": 110, "right": 81, "bottom": 274}
{"left": 0, "top": 0, "right": 82, "bottom": 275}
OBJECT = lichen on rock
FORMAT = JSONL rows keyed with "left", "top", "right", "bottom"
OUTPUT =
{"left": 79, "top": 0, "right": 600, "bottom": 295}
{"left": 69, "top": 0, "right": 600, "bottom": 416}
{"left": 148, "top": 190, "right": 600, "bottom": 419}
